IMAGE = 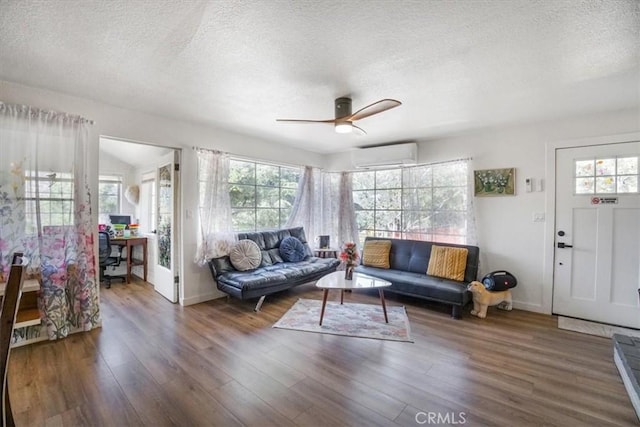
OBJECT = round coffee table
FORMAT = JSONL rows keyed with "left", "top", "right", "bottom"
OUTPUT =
{"left": 315, "top": 271, "right": 392, "bottom": 325}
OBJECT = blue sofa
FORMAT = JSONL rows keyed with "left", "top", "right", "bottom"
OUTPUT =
{"left": 208, "top": 227, "right": 339, "bottom": 310}
{"left": 355, "top": 237, "right": 480, "bottom": 318}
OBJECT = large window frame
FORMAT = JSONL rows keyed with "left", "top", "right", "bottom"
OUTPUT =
{"left": 98, "top": 174, "right": 123, "bottom": 225}
{"left": 227, "top": 159, "right": 301, "bottom": 232}
{"left": 352, "top": 161, "right": 471, "bottom": 245}
{"left": 24, "top": 170, "right": 74, "bottom": 234}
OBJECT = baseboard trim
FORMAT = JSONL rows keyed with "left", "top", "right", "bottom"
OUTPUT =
{"left": 181, "top": 291, "right": 226, "bottom": 306}
{"left": 512, "top": 301, "right": 546, "bottom": 313}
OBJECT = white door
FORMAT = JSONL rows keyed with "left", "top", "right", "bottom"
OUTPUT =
{"left": 154, "top": 151, "right": 180, "bottom": 303}
{"left": 553, "top": 141, "right": 640, "bottom": 328}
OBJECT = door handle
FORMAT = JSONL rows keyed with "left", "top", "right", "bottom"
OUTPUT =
{"left": 557, "top": 242, "right": 573, "bottom": 248}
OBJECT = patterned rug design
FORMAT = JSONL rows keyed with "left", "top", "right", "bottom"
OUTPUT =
{"left": 273, "top": 298, "right": 413, "bottom": 342}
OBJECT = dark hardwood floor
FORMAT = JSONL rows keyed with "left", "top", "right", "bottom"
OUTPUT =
{"left": 9, "top": 279, "right": 637, "bottom": 426}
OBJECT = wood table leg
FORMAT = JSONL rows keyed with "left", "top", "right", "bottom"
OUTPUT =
{"left": 378, "top": 289, "right": 389, "bottom": 323}
{"left": 319, "top": 289, "right": 329, "bottom": 326}
{"left": 340, "top": 289, "right": 344, "bottom": 305}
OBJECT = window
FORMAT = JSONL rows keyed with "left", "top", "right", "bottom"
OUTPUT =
{"left": 228, "top": 159, "right": 300, "bottom": 231}
{"left": 574, "top": 157, "right": 638, "bottom": 194}
{"left": 98, "top": 174, "right": 122, "bottom": 224}
{"left": 24, "top": 170, "right": 74, "bottom": 233}
{"left": 140, "top": 171, "right": 156, "bottom": 233}
{"left": 352, "top": 161, "right": 471, "bottom": 245}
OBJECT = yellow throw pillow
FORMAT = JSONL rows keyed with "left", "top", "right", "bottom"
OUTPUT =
{"left": 426, "top": 245, "right": 468, "bottom": 281}
{"left": 362, "top": 240, "right": 392, "bottom": 269}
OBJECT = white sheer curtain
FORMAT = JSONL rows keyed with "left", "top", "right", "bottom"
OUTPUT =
{"left": 286, "top": 169, "right": 359, "bottom": 251}
{"left": 194, "top": 148, "right": 234, "bottom": 264}
{"left": 0, "top": 102, "right": 98, "bottom": 343}
{"left": 285, "top": 166, "right": 322, "bottom": 242}
{"left": 321, "top": 172, "right": 360, "bottom": 254}
{"left": 402, "top": 158, "right": 477, "bottom": 245}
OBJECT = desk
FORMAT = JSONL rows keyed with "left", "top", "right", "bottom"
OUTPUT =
{"left": 111, "top": 237, "right": 148, "bottom": 284}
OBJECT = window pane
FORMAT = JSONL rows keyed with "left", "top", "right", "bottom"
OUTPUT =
{"left": 376, "top": 189, "right": 401, "bottom": 209}
{"left": 352, "top": 171, "right": 374, "bottom": 190}
{"left": 595, "top": 176, "right": 615, "bottom": 193}
{"left": 220, "top": 160, "right": 302, "bottom": 232}
{"left": 433, "top": 163, "right": 466, "bottom": 186}
{"left": 433, "top": 187, "right": 465, "bottom": 211}
{"left": 617, "top": 157, "right": 638, "bottom": 175}
{"left": 257, "top": 187, "right": 279, "bottom": 207}
{"left": 575, "top": 177, "right": 594, "bottom": 194}
{"left": 281, "top": 167, "right": 301, "bottom": 188}
{"left": 403, "top": 210, "right": 431, "bottom": 233}
{"left": 280, "top": 188, "right": 297, "bottom": 209}
{"left": 403, "top": 188, "right": 432, "bottom": 210}
{"left": 229, "top": 184, "right": 255, "bottom": 208}
{"left": 575, "top": 160, "right": 594, "bottom": 177}
{"left": 375, "top": 169, "right": 401, "bottom": 189}
{"left": 355, "top": 211, "right": 374, "bottom": 232}
{"left": 353, "top": 190, "right": 374, "bottom": 210}
{"left": 375, "top": 210, "right": 402, "bottom": 231}
{"left": 431, "top": 211, "right": 465, "bottom": 235}
{"left": 595, "top": 158, "right": 616, "bottom": 176}
{"left": 232, "top": 209, "right": 255, "bottom": 231}
{"left": 229, "top": 160, "right": 255, "bottom": 184}
{"left": 256, "top": 164, "right": 280, "bottom": 186}
{"left": 403, "top": 166, "right": 432, "bottom": 188}
{"left": 618, "top": 176, "right": 638, "bottom": 193}
{"left": 256, "top": 209, "right": 280, "bottom": 229}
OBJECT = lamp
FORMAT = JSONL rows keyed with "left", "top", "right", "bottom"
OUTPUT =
{"left": 335, "top": 122, "right": 352, "bottom": 134}
{"left": 124, "top": 185, "right": 140, "bottom": 205}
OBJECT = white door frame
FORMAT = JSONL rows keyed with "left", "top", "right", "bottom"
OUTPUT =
{"left": 542, "top": 131, "right": 640, "bottom": 314}
{"left": 97, "top": 136, "right": 184, "bottom": 304}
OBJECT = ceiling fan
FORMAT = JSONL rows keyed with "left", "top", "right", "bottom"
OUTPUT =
{"left": 276, "top": 97, "right": 402, "bottom": 135}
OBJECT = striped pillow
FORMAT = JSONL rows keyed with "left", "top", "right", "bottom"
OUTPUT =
{"left": 362, "top": 240, "right": 392, "bottom": 269}
{"left": 426, "top": 245, "right": 468, "bottom": 281}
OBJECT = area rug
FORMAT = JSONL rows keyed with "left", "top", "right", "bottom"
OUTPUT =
{"left": 273, "top": 298, "right": 413, "bottom": 342}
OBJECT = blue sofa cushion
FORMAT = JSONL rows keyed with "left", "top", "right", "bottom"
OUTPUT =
{"left": 279, "top": 236, "right": 306, "bottom": 262}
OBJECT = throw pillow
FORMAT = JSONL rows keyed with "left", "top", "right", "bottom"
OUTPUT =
{"left": 279, "top": 236, "right": 306, "bottom": 262}
{"left": 426, "top": 245, "right": 468, "bottom": 281}
{"left": 229, "top": 239, "right": 262, "bottom": 271}
{"left": 362, "top": 240, "right": 392, "bottom": 269}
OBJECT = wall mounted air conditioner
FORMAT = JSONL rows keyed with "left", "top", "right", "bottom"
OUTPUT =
{"left": 351, "top": 142, "right": 418, "bottom": 168}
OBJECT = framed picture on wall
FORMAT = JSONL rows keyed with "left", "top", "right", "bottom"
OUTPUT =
{"left": 474, "top": 168, "right": 516, "bottom": 196}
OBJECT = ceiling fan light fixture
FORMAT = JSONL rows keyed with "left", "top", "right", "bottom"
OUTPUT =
{"left": 335, "top": 122, "right": 352, "bottom": 134}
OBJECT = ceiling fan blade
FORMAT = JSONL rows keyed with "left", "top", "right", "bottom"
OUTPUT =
{"left": 348, "top": 99, "right": 402, "bottom": 122}
{"left": 275, "top": 118, "right": 336, "bottom": 124}
{"left": 352, "top": 124, "right": 367, "bottom": 135}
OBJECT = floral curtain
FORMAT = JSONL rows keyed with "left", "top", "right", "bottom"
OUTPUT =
{"left": 194, "top": 148, "right": 234, "bottom": 264}
{"left": 0, "top": 103, "right": 99, "bottom": 342}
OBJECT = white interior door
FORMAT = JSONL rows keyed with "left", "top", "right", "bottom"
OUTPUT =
{"left": 154, "top": 151, "right": 180, "bottom": 303}
{"left": 553, "top": 141, "right": 640, "bottom": 328}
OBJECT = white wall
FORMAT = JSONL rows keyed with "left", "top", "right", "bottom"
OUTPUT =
{"left": 1, "top": 79, "right": 326, "bottom": 306}
{"left": 3, "top": 78, "right": 638, "bottom": 313}
{"left": 326, "top": 108, "right": 640, "bottom": 313}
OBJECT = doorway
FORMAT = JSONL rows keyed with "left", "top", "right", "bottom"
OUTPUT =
{"left": 98, "top": 137, "right": 182, "bottom": 303}
{"left": 552, "top": 140, "right": 639, "bottom": 328}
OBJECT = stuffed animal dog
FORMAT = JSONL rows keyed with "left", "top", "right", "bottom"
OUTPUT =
{"left": 467, "top": 280, "right": 512, "bottom": 318}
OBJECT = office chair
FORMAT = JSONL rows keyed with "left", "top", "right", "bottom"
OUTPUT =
{"left": 98, "top": 231, "right": 126, "bottom": 289}
{"left": 1, "top": 252, "right": 27, "bottom": 427}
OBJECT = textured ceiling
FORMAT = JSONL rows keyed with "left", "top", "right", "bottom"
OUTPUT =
{"left": 1, "top": 0, "right": 638, "bottom": 154}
